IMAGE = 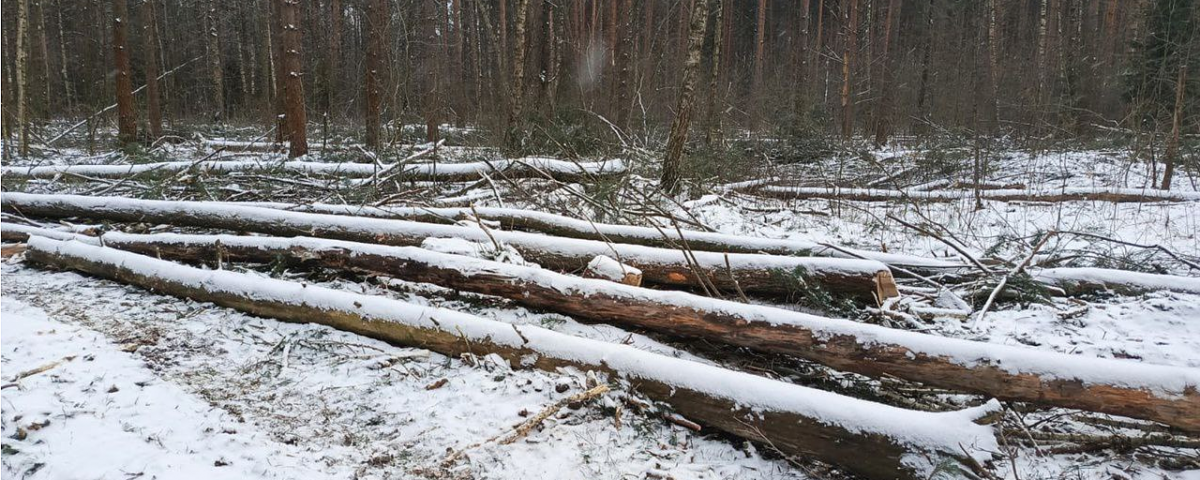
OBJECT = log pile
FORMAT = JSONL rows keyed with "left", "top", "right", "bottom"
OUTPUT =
{"left": 0, "top": 193, "right": 898, "bottom": 303}
{"left": 736, "top": 184, "right": 1200, "bottom": 203}
{"left": 0, "top": 157, "right": 627, "bottom": 183}
{"left": 23, "top": 236, "right": 1000, "bottom": 480}
{"left": 6, "top": 189, "right": 1200, "bottom": 479}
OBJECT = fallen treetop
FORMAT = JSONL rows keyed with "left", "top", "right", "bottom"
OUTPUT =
{"left": 1033, "top": 267, "right": 1200, "bottom": 296}
{"left": 23, "top": 236, "right": 999, "bottom": 480}
{"left": 0, "top": 157, "right": 627, "bottom": 182}
{"left": 1, "top": 193, "right": 896, "bottom": 301}
{"left": 85, "top": 230, "right": 1200, "bottom": 432}
{"left": 239, "top": 202, "right": 962, "bottom": 269}
{"left": 740, "top": 185, "right": 1200, "bottom": 203}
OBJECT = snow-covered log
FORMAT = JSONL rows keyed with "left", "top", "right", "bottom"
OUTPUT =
{"left": 1, "top": 194, "right": 896, "bottom": 302}
{"left": 1033, "top": 267, "right": 1200, "bottom": 296}
{"left": 741, "top": 185, "right": 1200, "bottom": 203}
{"left": 237, "top": 202, "right": 962, "bottom": 270}
{"left": 0, "top": 157, "right": 627, "bottom": 182}
{"left": 23, "top": 236, "right": 999, "bottom": 480}
{"left": 87, "top": 231, "right": 1200, "bottom": 432}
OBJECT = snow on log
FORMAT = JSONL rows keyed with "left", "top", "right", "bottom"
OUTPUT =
{"left": 740, "top": 185, "right": 1200, "bottom": 203}
{"left": 584, "top": 255, "right": 643, "bottom": 286}
{"left": 1033, "top": 268, "right": 1200, "bottom": 296}
{"left": 89, "top": 231, "right": 1200, "bottom": 431}
{"left": 23, "top": 236, "right": 999, "bottom": 480}
{"left": 1, "top": 223, "right": 97, "bottom": 243}
{"left": 0, "top": 157, "right": 627, "bottom": 182}
{"left": 1, "top": 194, "right": 895, "bottom": 302}
{"left": 237, "top": 202, "right": 962, "bottom": 270}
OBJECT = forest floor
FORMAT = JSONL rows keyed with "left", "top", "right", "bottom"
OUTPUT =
{"left": 2, "top": 129, "right": 1199, "bottom": 479}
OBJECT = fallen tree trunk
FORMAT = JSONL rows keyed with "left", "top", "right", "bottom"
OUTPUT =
{"left": 23, "top": 236, "right": 999, "bottom": 480}
{"left": 742, "top": 185, "right": 1200, "bottom": 203}
{"left": 1, "top": 193, "right": 896, "bottom": 302}
{"left": 240, "top": 202, "right": 961, "bottom": 270}
{"left": 1033, "top": 267, "right": 1200, "bottom": 296}
{"left": 83, "top": 230, "right": 1200, "bottom": 432}
{"left": 0, "top": 157, "right": 626, "bottom": 183}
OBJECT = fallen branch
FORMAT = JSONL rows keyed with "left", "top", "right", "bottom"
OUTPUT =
{"left": 241, "top": 202, "right": 961, "bottom": 270}
{"left": 80, "top": 230, "right": 1200, "bottom": 432}
{"left": 1032, "top": 267, "right": 1200, "bottom": 296}
{"left": 1, "top": 194, "right": 896, "bottom": 302}
{"left": 741, "top": 185, "right": 1200, "bottom": 203}
{"left": 24, "top": 236, "right": 1000, "bottom": 480}
{"left": 442, "top": 384, "right": 611, "bottom": 466}
{"left": 1, "top": 157, "right": 627, "bottom": 183}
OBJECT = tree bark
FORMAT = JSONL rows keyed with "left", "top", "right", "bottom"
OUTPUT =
{"left": 327, "top": 0, "right": 341, "bottom": 117}
{"left": 79, "top": 230, "right": 1200, "bottom": 434}
{"left": 364, "top": 0, "right": 386, "bottom": 149}
{"left": 872, "top": 0, "right": 900, "bottom": 146}
{"left": 111, "top": 0, "right": 136, "bottom": 145}
{"left": 841, "top": 0, "right": 859, "bottom": 139}
{"left": 1161, "top": 59, "right": 1187, "bottom": 191}
{"left": 277, "top": 0, "right": 307, "bottom": 158}
{"left": 660, "top": 0, "right": 710, "bottom": 194}
{"left": 204, "top": 0, "right": 224, "bottom": 119}
{"left": 506, "top": 0, "right": 530, "bottom": 146}
{"left": 25, "top": 236, "right": 999, "bottom": 480}
{"left": 16, "top": 0, "right": 31, "bottom": 156}
{"left": 752, "top": 0, "right": 767, "bottom": 130}
{"left": 142, "top": 0, "right": 162, "bottom": 139}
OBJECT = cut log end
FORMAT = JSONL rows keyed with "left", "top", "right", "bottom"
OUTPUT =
{"left": 584, "top": 255, "right": 643, "bottom": 286}
{"left": 875, "top": 270, "right": 900, "bottom": 300}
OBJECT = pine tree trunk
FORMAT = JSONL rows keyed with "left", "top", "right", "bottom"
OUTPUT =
{"left": 327, "top": 0, "right": 341, "bottom": 118}
{"left": 205, "top": 0, "right": 224, "bottom": 119}
{"left": 56, "top": 0, "right": 74, "bottom": 114}
{"left": 752, "top": 0, "right": 767, "bottom": 130}
{"left": 704, "top": 0, "right": 726, "bottom": 145}
{"left": 506, "top": 0, "right": 529, "bottom": 147}
{"left": 142, "top": 0, "right": 162, "bottom": 139}
{"left": 364, "top": 0, "right": 386, "bottom": 149}
{"left": 873, "top": 0, "right": 900, "bottom": 146}
{"left": 277, "top": 0, "right": 307, "bottom": 158}
{"left": 111, "top": 0, "right": 137, "bottom": 145}
{"left": 841, "top": 0, "right": 859, "bottom": 140}
{"left": 16, "top": 0, "right": 31, "bottom": 156}
{"left": 1161, "top": 60, "right": 1187, "bottom": 191}
{"left": 660, "top": 0, "right": 710, "bottom": 194}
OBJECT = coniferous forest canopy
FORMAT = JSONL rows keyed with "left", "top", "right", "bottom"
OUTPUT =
{"left": 3, "top": 1, "right": 1198, "bottom": 166}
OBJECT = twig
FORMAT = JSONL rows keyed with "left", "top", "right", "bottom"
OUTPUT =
{"left": 441, "top": 384, "right": 610, "bottom": 466}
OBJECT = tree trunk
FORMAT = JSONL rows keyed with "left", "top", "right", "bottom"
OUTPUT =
{"left": 752, "top": 0, "right": 767, "bottom": 130}
{"left": 78, "top": 230, "right": 1200, "bottom": 434}
{"left": 841, "top": 0, "right": 859, "bottom": 140}
{"left": 142, "top": 0, "right": 162, "bottom": 139}
{"left": 16, "top": 0, "right": 31, "bottom": 156}
{"left": 327, "top": 0, "right": 341, "bottom": 117}
{"left": 872, "top": 0, "right": 900, "bottom": 146}
{"left": 1161, "top": 59, "right": 1187, "bottom": 191}
{"left": 660, "top": 0, "right": 710, "bottom": 194}
{"left": 205, "top": 0, "right": 225, "bottom": 119}
{"left": 364, "top": 0, "right": 386, "bottom": 149}
{"left": 56, "top": 0, "right": 74, "bottom": 115}
{"left": 111, "top": 0, "right": 136, "bottom": 145}
{"left": 704, "top": 0, "right": 726, "bottom": 146}
{"left": 506, "top": 0, "right": 530, "bottom": 146}
{"left": 24, "top": 236, "right": 999, "bottom": 480}
{"left": 277, "top": 0, "right": 307, "bottom": 158}
{"left": 0, "top": 193, "right": 895, "bottom": 303}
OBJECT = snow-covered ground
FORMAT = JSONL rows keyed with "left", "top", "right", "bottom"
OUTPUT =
{"left": 1, "top": 264, "right": 803, "bottom": 480}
